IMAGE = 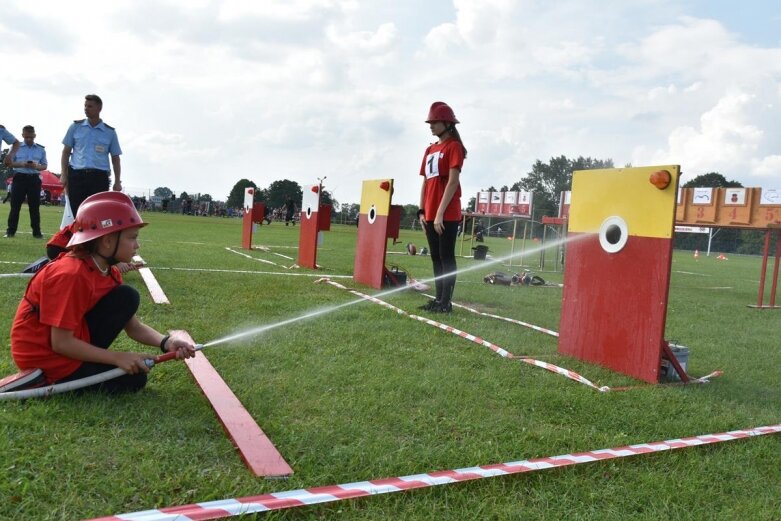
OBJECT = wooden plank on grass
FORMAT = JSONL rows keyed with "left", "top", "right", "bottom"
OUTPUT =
{"left": 133, "top": 255, "right": 170, "bottom": 304}
{"left": 171, "top": 330, "right": 294, "bottom": 478}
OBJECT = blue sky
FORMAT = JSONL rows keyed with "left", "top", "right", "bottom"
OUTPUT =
{"left": 1, "top": 0, "right": 779, "bottom": 206}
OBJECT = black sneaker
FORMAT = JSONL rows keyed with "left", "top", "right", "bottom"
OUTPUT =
{"left": 432, "top": 301, "right": 453, "bottom": 313}
{"left": 33, "top": 234, "right": 44, "bottom": 239}
{"left": 418, "top": 299, "right": 440, "bottom": 311}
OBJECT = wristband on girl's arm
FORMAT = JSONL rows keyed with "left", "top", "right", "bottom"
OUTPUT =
{"left": 159, "top": 334, "right": 170, "bottom": 353}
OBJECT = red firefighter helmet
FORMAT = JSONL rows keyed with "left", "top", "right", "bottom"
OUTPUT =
{"left": 67, "top": 192, "right": 147, "bottom": 248}
{"left": 425, "top": 101, "right": 459, "bottom": 124}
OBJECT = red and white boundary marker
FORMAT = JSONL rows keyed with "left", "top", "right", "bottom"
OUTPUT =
{"left": 152, "top": 266, "right": 352, "bottom": 278}
{"left": 319, "top": 280, "right": 719, "bottom": 392}
{"left": 132, "top": 256, "right": 170, "bottom": 304}
{"left": 422, "top": 293, "right": 559, "bottom": 337}
{"left": 86, "top": 423, "right": 781, "bottom": 521}
{"left": 226, "top": 247, "right": 285, "bottom": 268}
{"left": 319, "top": 279, "right": 609, "bottom": 391}
{"left": 254, "top": 245, "right": 295, "bottom": 261}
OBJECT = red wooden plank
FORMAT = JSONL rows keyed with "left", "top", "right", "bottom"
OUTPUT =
{"left": 171, "top": 331, "right": 293, "bottom": 478}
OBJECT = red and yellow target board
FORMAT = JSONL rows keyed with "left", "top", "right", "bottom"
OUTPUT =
{"left": 558, "top": 165, "right": 680, "bottom": 383}
{"left": 354, "top": 179, "right": 394, "bottom": 289}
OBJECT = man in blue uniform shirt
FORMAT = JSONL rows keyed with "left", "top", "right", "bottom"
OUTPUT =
{"left": 1, "top": 124, "right": 20, "bottom": 166}
{"left": 60, "top": 94, "right": 122, "bottom": 215}
{"left": 5, "top": 125, "right": 47, "bottom": 238}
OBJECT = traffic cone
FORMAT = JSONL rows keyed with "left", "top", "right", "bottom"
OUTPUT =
{"left": 694, "top": 249, "right": 699, "bottom": 261}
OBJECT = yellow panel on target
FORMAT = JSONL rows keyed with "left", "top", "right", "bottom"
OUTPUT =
{"left": 569, "top": 165, "right": 680, "bottom": 239}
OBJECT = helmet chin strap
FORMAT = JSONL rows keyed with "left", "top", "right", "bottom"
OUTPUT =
{"left": 94, "top": 232, "right": 122, "bottom": 266}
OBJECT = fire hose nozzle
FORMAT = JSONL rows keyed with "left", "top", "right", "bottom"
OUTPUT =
{"left": 150, "top": 343, "right": 205, "bottom": 366}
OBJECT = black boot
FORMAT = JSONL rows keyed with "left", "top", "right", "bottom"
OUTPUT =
{"left": 418, "top": 299, "right": 440, "bottom": 311}
{"left": 431, "top": 301, "right": 452, "bottom": 313}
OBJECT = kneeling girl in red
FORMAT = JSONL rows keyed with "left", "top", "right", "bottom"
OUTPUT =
{"left": 10, "top": 191, "right": 195, "bottom": 393}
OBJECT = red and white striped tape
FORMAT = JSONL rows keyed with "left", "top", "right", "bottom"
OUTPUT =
{"left": 318, "top": 280, "right": 719, "bottom": 392}
{"left": 226, "top": 247, "right": 285, "bottom": 268}
{"left": 153, "top": 266, "right": 352, "bottom": 278}
{"left": 319, "top": 279, "right": 609, "bottom": 391}
{"left": 86, "top": 424, "right": 781, "bottom": 521}
{"left": 423, "top": 293, "right": 559, "bottom": 337}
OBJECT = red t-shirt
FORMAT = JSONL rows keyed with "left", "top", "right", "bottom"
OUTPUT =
{"left": 47, "top": 223, "right": 74, "bottom": 250}
{"left": 419, "top": 138, "right": 464, "bottom": 221}
{"left": 11, "top": 255, "right": 123, "bottom": 383}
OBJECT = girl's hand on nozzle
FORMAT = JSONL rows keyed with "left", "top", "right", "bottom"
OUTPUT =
{"left": 166, "top": 337, "right": 197, "bottom": 360}
{"left": 114, "top": 352, "right": 154, "bottom": 374}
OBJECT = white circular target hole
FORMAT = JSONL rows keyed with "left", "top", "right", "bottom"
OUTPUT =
{"left": 599, "top": 216, "right": 628, "bottom": 253}
{"left": 368, "top": 205, "right": 377, "bottom": 224}
{"left": 305, "top": 206, "right": 313, "bottom": 219}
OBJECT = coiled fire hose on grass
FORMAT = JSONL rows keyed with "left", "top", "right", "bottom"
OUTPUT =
{"left": 0, "top": 344, "right": 204, "bottom": 401}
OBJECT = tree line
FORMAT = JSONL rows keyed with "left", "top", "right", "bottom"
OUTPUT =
{"left": 472, "top": 155, "right": 772, "bottom": 255}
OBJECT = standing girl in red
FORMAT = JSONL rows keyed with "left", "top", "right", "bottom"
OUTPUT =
{"left": 10, "top": 191, "right": 195, "bottom": 393}
{"left": 417, "top": 101, "right": 466, "bottom": 313}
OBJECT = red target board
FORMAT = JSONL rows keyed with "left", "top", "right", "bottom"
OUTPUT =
{"left": 558, "top": 166, "right": 680, "bottom": 383}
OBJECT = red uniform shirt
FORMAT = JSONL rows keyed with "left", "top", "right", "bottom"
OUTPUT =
{"left": 47, "top": 223, "right": 74, "bottom": 251}
{"left": 419, "top": 138, "right": 464, "bottom": 221}
{"left": 11, "top": 255, "right": 122, "bottom": 383}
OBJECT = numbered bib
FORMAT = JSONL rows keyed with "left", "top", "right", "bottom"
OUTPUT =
{"left": 425, "top": 151, "right": 442, "bottom": 179}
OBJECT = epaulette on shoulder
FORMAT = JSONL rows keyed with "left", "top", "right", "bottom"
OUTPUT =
{"left": 104, "top": 123, "right": 115, "bottom": 130}
{"left": 38, "top": 144, "right": 45, "bottom": 148}
{"left": 73, "top": 119, "right": 85, "bottom": 124}
{"left": 0, "top": 124, "right": 5, "bottom": 129}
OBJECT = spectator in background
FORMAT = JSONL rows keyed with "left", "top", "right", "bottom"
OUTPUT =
{"left": 285, "top": 198, "right": 296, "bottom": 226}
{"left": 1, "top": 124, "right": 20, "bottom": 166}
{"left": 61, "top": 94, "right": 122, "bottom": 216}
{"left": 5, "top": 125, "right": 47, "bottom": 239}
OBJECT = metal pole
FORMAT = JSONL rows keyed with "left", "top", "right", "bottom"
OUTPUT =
{"left": 770, "top": 229, "right": 781, "bottom": 308}
{"left": 757, "top": 230, "right": 771, "bottom": 307}
{"left": 707, "top": 228, "right": 713, "bottom": 256}
{"left": 509, "top": 219, "right": 518, "bottom": 267}
{"left": 521, "top": 221, "right": 528, "bottom": 267}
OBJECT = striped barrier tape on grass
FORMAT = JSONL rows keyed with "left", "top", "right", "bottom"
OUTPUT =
{"left": 319, "top": 279, "right": 608, "bottom": 391}
{"left": 319, "top": 280, "right": 720, "bottom": 392}
{"left": 422, "top": 293, "right": 559, "bottom": 337}
{"left": 420, "top": 295, "right": 721, "bottom": 388}
{"left": 226, "top": 247, "right": 291, "bottom": 269}
{"left": 86, "top": 424, "right": 781, "bottom": 521}
{"left": 153, "top": 266, "right": 352, "bottom": 278}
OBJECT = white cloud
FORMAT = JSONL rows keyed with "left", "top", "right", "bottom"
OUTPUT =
{"left": 2, "top": 1, "right": 780, "bottom": 205}
{"left": 636, "top": 93, "right": 768, "bottom": 181}
{"left": 753, "top": 155, "right": 781, "bottom": 178}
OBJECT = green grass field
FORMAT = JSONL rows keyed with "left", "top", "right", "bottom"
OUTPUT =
{"left": 1, "top": 206, "right": 780, "bottom": 520}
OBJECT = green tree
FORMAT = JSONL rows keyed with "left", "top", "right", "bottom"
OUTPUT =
{"left": 226, "top": 179, "right": 257, "bottom": 208}
{"left": 154, "top": 187, "right": 173, "bottom": 198}
{"left": 682, "top": 172, "right": 742, "bottom": 188}
{"left": 676, "top": 172, "right": 745, "bottom": 253}
{"left": 511, "top": 155, "right": 614, "bottom": 219}
{"left": 0, "top": 149, "right": 13, "bottom": 187}
{"left": 265, "top": 179, "right": 302, "bottom": 210}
